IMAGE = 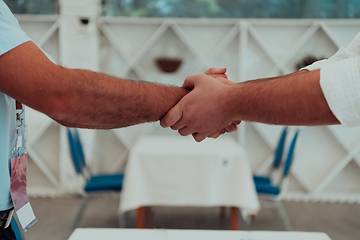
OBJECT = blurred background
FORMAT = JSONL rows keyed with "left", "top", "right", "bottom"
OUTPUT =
{"left": 5, "top": 0, "right": 360, "bottom": 18}
{"left": 3, "top": 0, "right": 360, "bottom": 239}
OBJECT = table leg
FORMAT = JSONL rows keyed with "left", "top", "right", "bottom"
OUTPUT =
{"left": 220, "top": 207, "right": 226, "bottom": 219}
{"left": 145, "top": 207, "right": 155, "bottom": 228}
{"left": 230, "top": 207, "right": 238, "bottom": 230}
{"left": 136, "top": 207, "right": 145, "bottom": 229}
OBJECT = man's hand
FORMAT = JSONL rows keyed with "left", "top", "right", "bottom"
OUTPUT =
{"left": 160, "top": 73, "right": 239, "bottom": 142}
{"left": 204, "top": 68, "right": 240, "bottom": 138}
{"left": 203, "top": 68, "right": 239, "bottom": 138}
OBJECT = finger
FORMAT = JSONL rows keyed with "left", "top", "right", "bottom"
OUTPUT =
{"left": 224, "top": 124, "right": 236, "bottom": 132}
{"left": 170, "top": 120, "right": 187, "bottom": 130}
{"left": 233, "top": 120, "right": 241, "bottom": 125}
{"left": 192, "top": 132, "right": 209, "bottom": 142}
{"left": 208, "top": 131, "right": 222, "bottom": 138}
{"left": 178, "top": 127, "right": 194, "bottom": 136}
{"left": 208, "top": 73, "right": 228, "bottom": 79}
{"left": 181, "top": 74, "right": 200, "bottom": 89}
{"left": 205, "top": 68, "right": 227, "bottom": 75}
{"left": 170, "top": 116, "right": 190, "bottom": 130}
{"left": 160, "top": 105, "right": 182, "bottom": 128}
{"left": 230, "top": 125, "right": 238, "bottom": 132}
{"left": 225, "top": 124, "right": 238, "bottom": 133}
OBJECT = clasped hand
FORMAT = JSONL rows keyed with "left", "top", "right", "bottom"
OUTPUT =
{"left": 160, "top": 68, "right": 240, "bottom": 142}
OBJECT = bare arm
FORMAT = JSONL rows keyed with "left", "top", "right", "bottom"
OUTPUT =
{"left": 0, "top": 41, "right": 188, "bottom": 129}
{"left": 161, "top": 69, "right": 339, "bottom": 142}
{"left": 227, "top": 69, "right": 339, "bottom": 126}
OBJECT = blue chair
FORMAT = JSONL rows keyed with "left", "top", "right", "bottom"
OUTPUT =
{"left": 67, "top": 128, "right": 124, "bottom": 231}
{"left": 255, "top": 128, "right": 300, "bottom": 231}
{"left": 253, "top": 127, "right": 288, "bottom": 184}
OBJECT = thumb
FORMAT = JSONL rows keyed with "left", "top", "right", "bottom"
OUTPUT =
{"left": 160, "top": 104, "right": 183, "bottom": 128}
{"left": 181, "top": 74, "right": 203, "bottom": 89}
{"left": 205, "top": 68, "right": 227, "bottom": 75}
{"left": 208, "top": 73, "right": 228, "bottom": 79}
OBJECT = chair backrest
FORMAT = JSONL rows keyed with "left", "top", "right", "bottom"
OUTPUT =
{"left": 271, "top": 127, "right": 288, "bottom": 171}
{"left": 67, "top": 128, "right": 86, "bottom": 175}
{"left": 282, "top": 129, "right": 299, "bottom": 178}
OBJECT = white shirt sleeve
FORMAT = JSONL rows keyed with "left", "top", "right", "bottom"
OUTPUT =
{"left": 320, "top": 57, "right": 360, "bottom": 127}
{"left": 301, "top": 31, "right": 360, "bottom": 127}
{"left": 0, "top": 1, "right": 31, "bottom": 56}
{"left": 303, "top": 31, "right": 360, "bottom": 71}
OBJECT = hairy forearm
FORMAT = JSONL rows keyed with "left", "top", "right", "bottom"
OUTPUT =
{"left": 37, "top": 67, "right": 188, "bottom": 129}
{"left": 0, "top": 42, "right": 188, "bottom": 129}
{"left": 227, "top": 69, "right": 339, "bottom": 125}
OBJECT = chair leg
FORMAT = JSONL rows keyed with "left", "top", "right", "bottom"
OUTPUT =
{"left": 72, "top": 197, "right": 89, "bottom": 228}
{"left": 274, "top": 200, "right": 292, "bottom": 231}
{"left": 119, "top": 211, "right": 129, "bottom": 228}
{"left": 230, "top": 207, "right": 239, "bottom": 230}
{"left": 136, "top": 207, "right": 145, "bottom": 229}
{"left": 242, "top": 214, "right": 255, "bottom": 227}
{"left": 67, "top": 196, "right": 89, "bottom": 238}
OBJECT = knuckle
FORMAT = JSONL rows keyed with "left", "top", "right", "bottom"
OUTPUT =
{"left": 160, "top": 119, "right": 168, "bottom": 128}
{"left": 163, "top": 118, "right": 173, "bottom": 128}
{"left": 179, "top": 131, "right": 189, "bottom": 136}
{"left": 160, "top": 120, "right": 166, "bottom": 128}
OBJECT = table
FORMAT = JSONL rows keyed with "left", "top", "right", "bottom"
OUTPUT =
{"left": 119, "top": 136, "right": 260, "bottom": 229}
{"left": 68, "top": 229, "right": 332, "bottom": 240}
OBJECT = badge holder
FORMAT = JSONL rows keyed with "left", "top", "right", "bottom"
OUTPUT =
{"left": 9, "top": 102, "right": 37, "bottom": 232}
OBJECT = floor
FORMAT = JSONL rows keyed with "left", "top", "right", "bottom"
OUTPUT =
{"left": 23, "top": 195, "right": 360, "bottom": 240}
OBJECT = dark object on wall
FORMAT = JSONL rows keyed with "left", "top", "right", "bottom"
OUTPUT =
{"left": 155, "top": 58, "right": 183, "bottom": 73}
{"left": 295, "top": 55, "right": 325, "bottom": 71}
{"left": 80, "top": 18, "right": 89, "bottom": 25}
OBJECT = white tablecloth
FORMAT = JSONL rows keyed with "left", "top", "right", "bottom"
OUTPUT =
{"left": 69, "top": 229, "right": 332, "bottom": 240}
{"left": 119, "top": 136, "right": 260, "bottom": 217}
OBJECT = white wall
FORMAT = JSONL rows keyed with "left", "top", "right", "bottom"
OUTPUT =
{"left": 16, "top": 0, "right": 360, "bottom": 203}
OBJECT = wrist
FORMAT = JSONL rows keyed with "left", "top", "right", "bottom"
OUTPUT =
{"left": 220, "top": 83, "right": 242, "bottom": 124}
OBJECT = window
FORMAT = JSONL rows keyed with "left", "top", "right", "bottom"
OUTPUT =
{"left": 4, "top": 0, "right": 58, "bottom": 15}
{"left": 103, "top": 0, "right": 360, "bottom": 18}
{"left": 5, "top": 0, "right": 360, "bottom": 18}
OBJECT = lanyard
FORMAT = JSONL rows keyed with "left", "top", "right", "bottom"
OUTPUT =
{"left": 11, "top": 100, "right": 37, "bottom": 231}
{"left": 15, "top": 101, "right": 22, "bottom": 110}
{"left": 15, "top": 101, "right": 23, "bottom": 127}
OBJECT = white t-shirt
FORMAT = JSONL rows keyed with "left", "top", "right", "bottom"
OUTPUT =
{"left": 0, "top": 0, "right": 30, "bottom": 210}
{"left": 304, "top": 32, "right": 360, "bottom": 127}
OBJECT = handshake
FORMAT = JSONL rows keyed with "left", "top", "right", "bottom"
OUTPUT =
{"left": 160, "top": 68, "right": 241, "bottom": 142}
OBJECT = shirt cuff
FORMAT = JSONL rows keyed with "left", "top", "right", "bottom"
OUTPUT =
{"left": 301, "top": 47, "right": 359, "bottom": 71}
{"left": 301, "top": 59, "right": 329, "bottom": 71}
{"left": 320, "top": 57, "right": 360, "bottom": 127}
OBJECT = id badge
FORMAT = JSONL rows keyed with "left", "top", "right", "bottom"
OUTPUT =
{"left": 9, "top": 125, "right": 37, "bottom": 232}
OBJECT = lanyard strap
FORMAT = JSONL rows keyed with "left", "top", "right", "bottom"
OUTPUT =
{"left": 15, "top": 101, "right": 24, "bottom": 127}
{"left": 16, "top": 101, "right": 22, "bottom": 110}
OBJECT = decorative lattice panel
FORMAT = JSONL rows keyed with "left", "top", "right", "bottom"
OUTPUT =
{"left": 17, "top": 13, "right": 360, "bottom": 202}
